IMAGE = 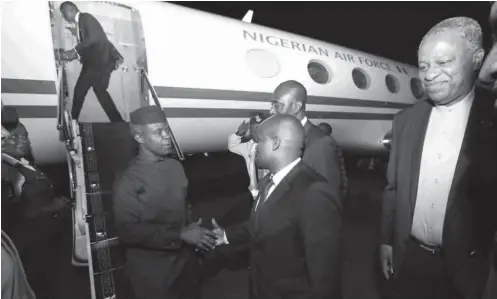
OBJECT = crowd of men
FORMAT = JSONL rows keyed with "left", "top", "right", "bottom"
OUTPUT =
{"left": 2, "top": 2, "right": 497, "bottom": 299}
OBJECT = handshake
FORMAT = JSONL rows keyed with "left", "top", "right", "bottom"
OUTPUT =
{"left": 179, "top": 218, "right": 227, "bottom": 252}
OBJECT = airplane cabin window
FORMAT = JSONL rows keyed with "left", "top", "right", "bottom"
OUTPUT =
{"left": 245, "top": 49, "right": 280, "bottom": 78}
{"left": 352, "top": 68, "right": 370, "bottom": 90}
{"left": 410, "top": 77, "right": 425, "bottom": 99}
{"left": 307, "top": 61, "right": 330, "bottom": 84}
{"left": 385, "top": 74, "right": 400, "bottom": 94}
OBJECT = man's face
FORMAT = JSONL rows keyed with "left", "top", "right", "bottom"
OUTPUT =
{"left": 138, "top": 123, "right": 173, "bottom": 156}
{"left": 61, "top": 8, "right": 76, "bottom": 23}
{"left": 269, "top": 93, "right": 298, "bottom": 116}
{"left": 1, "top": 131, "right": 31, "bottom": 158}
{"left": 253, "top": 127, "right": 272, "bottom": 170}
{"left": 418, "top": 30, "right": 480, "bottom": 105}
{"left": 479, "top": 2, "right": 497, "bottom": 94}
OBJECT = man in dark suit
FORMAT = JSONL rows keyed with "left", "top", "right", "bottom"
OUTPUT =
{"left": 60, "top": 1, "right": 124, "bottom": 122}
{"left": 480, "top": 4, "right": 497, "bottom": 298}
{"left": 479, "top": 2, "right": 497, "bottom": 96}
{"left": 113, "top": 106, "right": 217, "bottom": 299}
{"left": 213, "top": 114, "right": 343, "bottom": 299}
{"left": 317, "top": 122, "right": 348, "bottom": 199}
{"left": 269, "top": 80, "right": 343, "bottom": 203}
{"left": 380, "top": 17, "right": 497, "bottom": 299}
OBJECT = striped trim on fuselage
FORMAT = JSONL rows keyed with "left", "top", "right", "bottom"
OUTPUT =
{"left": 1, "top": 78, "right": 412, "bottom": 119}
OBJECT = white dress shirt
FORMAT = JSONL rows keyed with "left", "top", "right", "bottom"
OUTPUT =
{"left": 75, "top": 12, "right": 80, "bottom": 40}
{"left": 411, "top": 90, "right": 474, "bottom": 246}
{"left": 301, "top": 116, "right": 308, "bottom": 127}
{"left": 219, "top": 157, "right": 302, "bottom": 245}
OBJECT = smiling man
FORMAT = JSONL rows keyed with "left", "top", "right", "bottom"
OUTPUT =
{"left": 380, "top": 17, "right": 497, "bottom": 299}
{"left": 113, "top": 106, "right": 217, "bottom": 299}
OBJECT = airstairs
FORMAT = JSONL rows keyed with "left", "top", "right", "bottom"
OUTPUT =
{"left": 56, "top": 62, "right": 186, "bottom": 299}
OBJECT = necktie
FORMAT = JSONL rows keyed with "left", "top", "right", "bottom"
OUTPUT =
{"left": 255, "top": 174, "right": 274, "bottom": 211}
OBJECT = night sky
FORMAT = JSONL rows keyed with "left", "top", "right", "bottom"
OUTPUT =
{"left": 172, "top": 1, "right": 493, "bottom": 66}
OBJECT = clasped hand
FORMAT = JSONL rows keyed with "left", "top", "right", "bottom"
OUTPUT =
{"left": 180, "top": 218, "right": 226, "bottom": 252}
{"left": 60, "top": 49, "right": 78, "bottom": 62}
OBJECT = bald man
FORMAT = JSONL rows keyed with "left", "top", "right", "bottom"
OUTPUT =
{"left": 380, "top": 17, "right": 497, "bottom": 299}
{"left": 213, "top": 115, "right": 343, "bottom": 299}
{"left": 269, "top": 80, "right": 343, "bottom": 203}
{"left": 479, "top": 2, "right": 497, "bottom": 95}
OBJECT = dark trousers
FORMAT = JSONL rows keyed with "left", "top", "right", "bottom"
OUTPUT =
{"left": 388, "top": 238, "right": 463, "bottom": 299}
{"left": 72, "top": 66, "right": 124, "bottom": 122}
{"left": 171, "top": 255, "right": 202, "bottom": 299}
{"left": 10, "top": 213, "right": 67, "bottom": 299}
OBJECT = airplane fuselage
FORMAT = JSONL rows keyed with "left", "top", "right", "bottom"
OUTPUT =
{"left": 1, "top": 1, "right": 425, "bottom": 165}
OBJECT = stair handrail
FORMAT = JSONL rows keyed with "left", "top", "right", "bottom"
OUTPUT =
{"left": 56, "top": 61, "right": 72, "bottom": 142}
{"left": 140, "top": 68, "right": 185, "bottom": 161}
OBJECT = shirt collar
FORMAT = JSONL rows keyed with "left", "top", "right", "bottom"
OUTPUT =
{"left": 75, "top": 12, "right": 80, "bottom": 24}
{"left": 301, "top": 116, "right": 308, "bottom": 127}
{"left": 434, "top": 88, "right": 474, "bottom": 113}
{"left": 271, "top": 158, "right": 301, "bottom": 186}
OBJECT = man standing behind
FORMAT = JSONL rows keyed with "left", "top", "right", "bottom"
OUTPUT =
{"left": 479, "top": 3, "right": 497, "bottom": 299}
{"left": 479, "top": 1, "right": 497, "bottom": 96}
{"left": 228, "top": 113, "right": 269, "bottom": 197}
{"left": 113, "top": 106, "right": 217, "bottom": 299}
{"left": 213, "top": 115, "right": 342, "bottom": 299}
{"left": 60, "top": 1, "right": 124, "bottom": 122}
{"left": 380, "top": 17, "right": 497, "bottom": 299}
{"left": 317, "top": 122, "right": 348, "bottom": 199}
{"left": 269, "top": 80, "right": 342, "bottom": 203}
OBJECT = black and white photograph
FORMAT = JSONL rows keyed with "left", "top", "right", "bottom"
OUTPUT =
{"left": 1, "top": 1, "right": 496, "bottom": 299}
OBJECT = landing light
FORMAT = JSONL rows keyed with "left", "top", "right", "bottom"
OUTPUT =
{"left": 381, "top": 130, "right": 393, "bottom": 150}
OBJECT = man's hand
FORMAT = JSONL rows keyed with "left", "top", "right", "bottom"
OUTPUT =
{"left": 180, "top": 218, "right": 217, "bottom": 252}
{"left": 236, "top": 121, "right": 250, "bottom": 137}
{"left": 114, "top": 58, "right": 124, "bottom": 71}
{"left": 380, "top": 244, "right": 394, "bottom": 280}
{"left": 61, "top": 49, "right": 78, "bottom": 61}
{"left": 211, "top": 218, "right": 227, "bottom": 246}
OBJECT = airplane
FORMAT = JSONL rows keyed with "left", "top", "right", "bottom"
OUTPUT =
{"left": 1, "top": 1, "right": 426, "bottom": 298}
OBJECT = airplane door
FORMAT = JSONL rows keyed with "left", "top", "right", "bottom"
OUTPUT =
{"left": 111, "top": 9, "right": 145, "bottom": 119}
{"left": 50, "top": 1, "right": 146, "bottom": 123}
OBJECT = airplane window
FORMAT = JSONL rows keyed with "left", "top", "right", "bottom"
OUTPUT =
{"left": 352, "top": 68, "right": 370, "bottom": 90}
{"left": 307, "top": 61, "right": 330, "bottom": 84}
{"left": 245, "top": 49, "right": 280, "bottom": 78}
{"left": 410, "top": 77, "right": 425, "bottom": 99}
{"left": 385, "top": 74, "right": 400, "bottom": 94}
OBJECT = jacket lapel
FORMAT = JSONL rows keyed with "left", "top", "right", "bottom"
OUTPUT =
{"left": 409, "top": 101, "right": 433, "bottom": 212}
{"left": 253, "top": 162, "right": 303, "bottom": 236}
{"left": 303, "top": 122, "right": 313, "bottom": 149}
{"left": 445, "top": 89, "right": 488, "bottom": 213}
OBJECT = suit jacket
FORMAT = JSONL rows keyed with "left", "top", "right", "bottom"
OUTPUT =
{"left": 302, "top": 121, "right": 343, "bottom": 203}
{"left": 381, "top": 88, "right": 497, "bottom": 298}
{"left": 226, "top": 162, "right": 343, "bottom": 299}
{"left": 76, "top": 13, "right": 122, "bottom": 71}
